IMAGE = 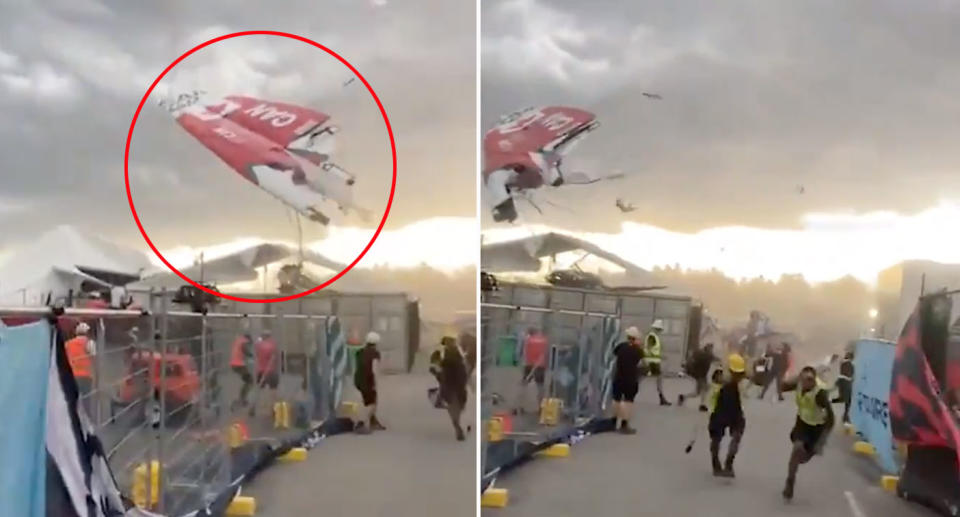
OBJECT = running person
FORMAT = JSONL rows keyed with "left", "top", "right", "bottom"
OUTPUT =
{"left": 780, "top": 366, "right": 835, "bottom": 500}
{"left": 679, "top": 343, "right": 719, "bottom": 411}
{"left": 354, "top": 331, "right": 386, "bottom": 434}
{"left": 707, "top": 354, "right": 748, "bottom": 477}
{"left": 641, "top": 319, "right": 671, "bottom": 406}
{"left": 832, "top": 351, "right": 855, "bottom": 424}
{"left": 430, "top": 335, "right": 469, "bottom": 441}
{"left": 611, "top": 326, "right": 644, "bottom": 434}
{"left": 250, "top": 329, "right": 280, "bottom": 417}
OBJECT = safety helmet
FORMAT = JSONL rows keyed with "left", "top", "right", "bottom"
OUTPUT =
{"left": 651, "top": 319, "right": 665, "bottom": 331}
{"left": 728, "top": 353, "right": 746, "bottom": 374}
{"left": 365, "top": 331, "right": 381, "bottom": 345}
{"left": 75, "top": 322, "right": 91, "bottom": 335}
{"left": 625, "top": 326, "right": 641, "bottom": 339}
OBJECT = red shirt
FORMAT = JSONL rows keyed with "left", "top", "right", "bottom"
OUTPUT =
{"left": 255, "top": 338, "right": 278, "bottom": 374}
{"left": 524, "top": 333, "right": 548, "bottom": 367}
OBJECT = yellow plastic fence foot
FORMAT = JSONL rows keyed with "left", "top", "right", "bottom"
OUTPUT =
{"left": 338, "top": 401, "right": 359, "bottom": 419}
{"left": 225, "top": 496, "right": 256, "bottom": 516}
{"left": 881, "top": 475, "right": 899, "bottom": 493}
{"left": 844, "top": 423, "right": 856, "bottom": 436}
{"left": 536, "top": 443, "right": 570, "bottom": 458}
{"left": 279, "top": 447, "right": 308, "bottom": 462}
{"left": 481, "top": 488, "right": 509, "bottom": 508}
{"left": 853, "top": 441, "right": 877, "bottom": 457}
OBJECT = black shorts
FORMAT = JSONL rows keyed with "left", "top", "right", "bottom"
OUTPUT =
{"left": 790, "top": 418, "right": 826, "bottom": 455}
{"left": 441, "top": 385, "right": 468, "bottom": 407}
{"left": 232, "top": 366, "right": 252, "bottom": 384}
{"left": 522, "top": 365, "right": 546, "bottom": 385}
{"left": 709, "top": 414, "right": 746, "bottom": 440}
{"left": 256, "top": 371, "right": 279, "bottom": 389}
{"left": 359, "top": 386, "right": 377, "bottom": 406}
{"left": 612, "top": 379, "right": 639, "bottom": 402}
{"left": 645, "top": 362, "right": 662, "bottom": 376}
{"left": 835, "top": 379, "right": 852, "bottom": 401}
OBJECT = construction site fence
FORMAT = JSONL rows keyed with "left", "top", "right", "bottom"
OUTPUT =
{"left": 480, "top": 301, "right": 621, "bottom": 483}
{"left": 0, "top": 301, "right": 353, "bottom": 517}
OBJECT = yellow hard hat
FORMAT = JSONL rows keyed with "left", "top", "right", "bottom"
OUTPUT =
{"left": 728, "top": 353, "right": 746, "bottom": 373}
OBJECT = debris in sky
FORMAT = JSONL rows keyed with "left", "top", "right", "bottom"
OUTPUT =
{"left": 615, "top": 198, "right": 636, "bottom": 213}
{"left": 797, "top": 184, "right": 805, "bottom": 194}
{"left": 342, "top": 77, "right": 356, "bottom": 88}
{"left": 642, "top": 92, "right": 662, "bottom": 100}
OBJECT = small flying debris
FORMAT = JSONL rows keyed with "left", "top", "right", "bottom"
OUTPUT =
{"left": 615, "top": 198, "right": 636, "bottom": 213}
{"left": 342, "top": 77, "right": 356, "bottom": 88}
{"left": 797, "top": 184, "right": 805, "bottom": 194}
{"left": 642, "top": 92, "right": 662, "bottom": 100}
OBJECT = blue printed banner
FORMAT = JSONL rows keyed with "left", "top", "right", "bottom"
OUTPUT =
{"left": 851, "top": 338, "right": 898, "bottom": 474}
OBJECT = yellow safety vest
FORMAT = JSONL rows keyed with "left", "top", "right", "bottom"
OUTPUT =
{"left": 796, "top": 380, "right": 828, "bottom": 426}
{"left": 644, "top": 333, "right": 662, "bottom": 364}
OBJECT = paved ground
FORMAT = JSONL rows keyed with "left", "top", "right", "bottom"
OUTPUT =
{"left": 484, "top": 378, "right": 937, "bottom": 517}
{"left": 244, "top": 366, "right": 476, "bottom": 517}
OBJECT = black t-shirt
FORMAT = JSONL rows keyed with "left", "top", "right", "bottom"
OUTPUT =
{"left": 613, "top": 342, "right": 643, "bottom": 382}
{"left": 440, "top": 346, "right": 468, "bottom": 390}
{"left": 840, "top": 360, "right": 854, "bottom": 378}
{"left": 714, "top": 381, "right": 744, "bottom": 421}
{"left": 691, "top": 349, "right": 715, "bottom": 378}
{"left": 355, "top": 345, "right": 381, "bottom": 388}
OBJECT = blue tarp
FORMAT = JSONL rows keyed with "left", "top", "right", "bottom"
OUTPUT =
{"left": 851, "top": 338, "right": 899, "bottom": 474}
{"left": 0, "top": 320, "right": 51, "bottom": 516}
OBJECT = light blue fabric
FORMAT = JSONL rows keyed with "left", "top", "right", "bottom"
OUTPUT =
{"left": 851, "top": 338, "right": 898, "bottom": 474}
{"left": 0, "top": 320, "right": 51, "bottom": 517}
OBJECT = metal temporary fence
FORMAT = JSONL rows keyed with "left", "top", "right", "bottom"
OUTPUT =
{"left": 0, "top": 296, "right": 346, "bottom": 516}
{"left": 481, "top": 299, "right": 621, "bottom": 484}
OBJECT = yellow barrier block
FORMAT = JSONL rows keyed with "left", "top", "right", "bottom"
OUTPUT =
{"left": 881, "top": 475, "right": 899, "bottom": 493}
{"left": 279, "top": 447, "right": 308, "bottom": 462}
{"left": 539, "top": 398, "right": 563, "bottom": 426}
{"left": 488, "top": 417, "right": 504, "bottom": 442}
{"left": 225, "top": 496, "right": 256, "bottom": 516}
{"left": 132, "top": 461, "right": 160, "bottom": 509}
{"left": 537, "top": 443, "right": 570, "bottom": 458}
{"left": 481, "top": 488, "right": 509, "bottom": 508}
{"left": 227, "top": 423, "right": 246, "bottom": 449}
{"left": 338, "top": 401, "right": 359, "bottom": 418}
{"left": 273, "top": 401, "right": 290, "bottom": 429}
{"left": 844, "top": 423, "right": 856, "bottom": 436}
{"left": 853, "top": 441, "right": 877, "bottom": 457}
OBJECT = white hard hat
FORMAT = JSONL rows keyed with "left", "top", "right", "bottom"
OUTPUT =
{"left": 651, "top": 319, "right": 665, "bottom": 331}
{"left": 365, "top": 331, "right": 381, "bottom": 345}
{"left": 76, "top": 322, "right": 91, "bottom": 334}
{"left": 625, "top": 326, "right": 641, "bottom": 339}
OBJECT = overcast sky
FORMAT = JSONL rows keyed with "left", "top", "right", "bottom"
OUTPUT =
{"left": 0, "top": 0, "right": 475, "bottom": 255}
{"left": 481, "top": 0, "right": 960, "bottom": 233}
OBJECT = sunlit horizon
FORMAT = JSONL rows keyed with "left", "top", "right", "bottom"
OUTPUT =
{"left": 483, "top": 201, "right": 960, "bottom": 286}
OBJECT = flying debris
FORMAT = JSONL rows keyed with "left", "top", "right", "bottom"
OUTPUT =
{"left": 483, "top": 106, "right": 621, "bottom": 223}
{"left": 160, "top": 91, "right": 369, "bottom": 226}
{"left": 342, "top": 77, "right": 356, "bottom": 88}
{"left": 797, "top": 184, "right": 805, "bottom": 194}
{"left": 642, "top": 92, "right": 662, "bottom": 100}
{"left": 615, "top": 198, "right": 636, "bottom": 213}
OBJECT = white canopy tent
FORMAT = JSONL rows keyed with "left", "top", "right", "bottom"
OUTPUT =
{"left": 0, "top": 225, "right": 151, "bottom": 306}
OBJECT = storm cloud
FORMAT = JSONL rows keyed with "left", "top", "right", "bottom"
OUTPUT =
{"left": 0, "top": 0, "right": 475, "bottom": 251}
{"left": 481, "top": 0, "right": 960, "bottom": 232}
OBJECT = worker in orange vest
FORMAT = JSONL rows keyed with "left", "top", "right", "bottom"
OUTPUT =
{"left": 229, "top": 330, "right": 255, "bottom": 410}
{"left": 66, "top": 322, "right": 96, "bottom": 414}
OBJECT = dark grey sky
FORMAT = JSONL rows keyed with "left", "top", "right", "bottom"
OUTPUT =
{"left": 481, "top": 0, "right": 960, "bottom": 232}
{"left": 0, "top": 0, "right": 475, "bottom": 251}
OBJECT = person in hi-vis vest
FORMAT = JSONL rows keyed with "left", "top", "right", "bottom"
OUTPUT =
{"left": 66, "top": 322, "right": 97, "bottom": 415}
{"left": 778, "top": 366, "right": 835, "bottom": 500}
{"left": 641, "top": 319, "right": 671, "bottom": 406}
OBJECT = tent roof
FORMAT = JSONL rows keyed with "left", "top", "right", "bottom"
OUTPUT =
{"left": 481, "top": 232, "right": 645, "bottom": 274}
{"left": 0, "top": 225, "right": 151, "bottom": 301}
